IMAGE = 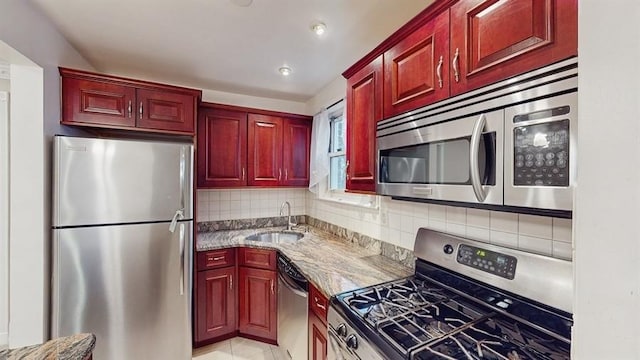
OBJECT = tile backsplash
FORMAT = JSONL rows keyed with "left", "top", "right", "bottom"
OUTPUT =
{"left": 305, "top": 193, "right": 573, "bottom": 261}
{"left": 196, "top": 188, "right": 573, "bottom": 261}
{"left": 197, "top": 188, "right": 306, "bottom": 222}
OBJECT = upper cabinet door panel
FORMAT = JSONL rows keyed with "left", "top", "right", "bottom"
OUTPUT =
{"left": 450, "top": 0, "right": 577, "bottom": 95}
{"left": 62, "top": 77, "right": 136, "bottom": 127}
{"left": 282, "top": 119, "right": 311, "bottom": 186}
{"left": 346, "top": 55, "right": 382, "bottom": 193}
{"left": 384, "top": 10, "right": 450, "bottom": 118}
{"left": 197, "top": 108, "right": 247, "bottom": 188}
{"left": 248, "top": 114, "right": 282, "bottom": 186}
{"left": 136, "top": 88, "right": 195, "bottom": 134}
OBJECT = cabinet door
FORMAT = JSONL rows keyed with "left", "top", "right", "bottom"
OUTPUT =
{"left": 197, "top": 108, "right": 247, "bottom": 187}
{"left": 282, "top": 118, "right": 311, "bottom": 186}
{"left": 238, "top": 267, "right": 277, "bottom": 341}
{"left": 450, "top": 0, "right": 577, "bottom": 96}
{"left": 308, "top": 311, "right": 327, "bottom": 360}
{"left": 248, "top": 114, "right": 282, "bottom": 186}
{"left": 61, "top": 77, "right": 136, "bottom": 128}
{"left": 195, "top": 267, "right": 237, "bottom": 343}
{"left": 136, "top": 88, "right": 196, "bottom": 134}
{"left": 384, "top": 10, "right": 450, "bottom": 118}
{"left": 346, "top": 55, "right": 383, "bottom": 193}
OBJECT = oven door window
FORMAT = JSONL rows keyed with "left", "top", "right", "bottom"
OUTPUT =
{"left": 380, "top": 133, "right": 496, "bottom": 185}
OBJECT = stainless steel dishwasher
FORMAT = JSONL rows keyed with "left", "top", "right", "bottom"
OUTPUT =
{"left": 277, "top": 253, "right": 308, "bottom": 360}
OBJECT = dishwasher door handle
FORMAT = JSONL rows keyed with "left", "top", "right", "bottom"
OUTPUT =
{"left": 278, "top": 271, "right": 308, "bottom": 298}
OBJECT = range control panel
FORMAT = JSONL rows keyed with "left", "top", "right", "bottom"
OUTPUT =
{"left": 456, "top": 244, "right": 517, "bottom": 280}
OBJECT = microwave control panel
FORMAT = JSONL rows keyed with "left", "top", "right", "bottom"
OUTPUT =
{"left": 456, "top": 244, "right": 517, "bottom": 280}
{"left": 513, "top": 118, "right": 570, "bottom": 187}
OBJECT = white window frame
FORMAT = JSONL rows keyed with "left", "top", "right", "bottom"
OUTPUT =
{"left": 318, "top": 100, "right": 379, "bottom": 209}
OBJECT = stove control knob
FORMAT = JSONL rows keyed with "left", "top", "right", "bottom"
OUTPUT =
{"left": 336, "top": 323, "right": 347, "bottom": 337}
{"left": 443, "top": 244, "right": 454, "bottom": 254}
{"left": 346, "top": 334, "right": 358, "bottom": 349}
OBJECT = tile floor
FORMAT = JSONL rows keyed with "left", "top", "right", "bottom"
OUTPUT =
{"left": 192, "top": 337, "right": 288, "bottom": 360}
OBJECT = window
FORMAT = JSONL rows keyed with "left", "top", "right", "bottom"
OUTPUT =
{"left": 319, "top": 100, "right": 378, "bottom": 209}
{"left": 328, "top": 105, "right": 346, "bottom": 191}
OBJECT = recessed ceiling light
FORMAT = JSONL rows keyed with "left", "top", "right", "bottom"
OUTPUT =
{"left": 279, "top": 66, "right": 292, "bottom": 76}
{"left": 230, "top": 0, "right": 253, "bottom": 7}
{"left": 311, "top": 22, "right": 327, "bottom": 36}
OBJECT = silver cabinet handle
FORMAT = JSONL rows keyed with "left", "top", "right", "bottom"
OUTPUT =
{"left": 127, "top": 100, "right": 132, "bottom": 118}
{"left": 469, "top": 113, "right": 487, "bottom": 202}
{"left": 229, "top": 275, "right": 233, "bottom": 290}
{"left": 436, "top": 55, "right": 444, "bottom": 89}
{"left": 345, "top": 160, "right": 350, "bottom": 180}
{"left": 241, "top": 167, "right": 245, "bottom": 181}
{"left": 271, "top": 280, "right": 275, "bottom": 295}
{"left": 452, "top": 48, "right": 460, "bottom": 83}
{"left": 285, "top": 168, "right": 288, "bottom": 180}
{"left": 315, "top": 296, "right": 326, "bottom": 310}
{"left": 278, "top": 169, "right": 282, "bottom": 181}
{"left": 213, "top": 256, "right": 225, "bottom": 261}
{"left": 139, "top": 101, "right": 143, "bottom": 119}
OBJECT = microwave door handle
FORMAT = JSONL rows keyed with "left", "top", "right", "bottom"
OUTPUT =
{"left": 470, "top": 113, "right": 487, "bottom": 202}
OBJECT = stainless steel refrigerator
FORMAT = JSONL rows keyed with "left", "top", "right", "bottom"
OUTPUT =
{"left": 51, "top": 136, "right": 193, "bottom": 360}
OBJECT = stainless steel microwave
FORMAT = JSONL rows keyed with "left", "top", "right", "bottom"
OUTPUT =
{"left": 376, "top": 58, "right": 577, "bottom": 212}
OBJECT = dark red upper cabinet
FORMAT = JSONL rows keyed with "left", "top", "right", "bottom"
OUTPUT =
{"left": 346, "top": 55, "right": 383, "bottom": 193}
{"left": 197, "top": 103, "right": 311, "bottom": 189}
{"left": 282, "top": 118, "right": 311, "bottom": 186}
{"left": 197, "top": 107, "right": 248, "bottom": 187}
{"left": 449, "top": 0, "right": 578, "bottom": 96}
{"left": 60, "top": 67, "right": 201, "bottom": 135}
{"left": 384, "top": 10, "right": 450, "bottom": 118}
{"left": 248, "top": 114, "right": 282, "bottom": 187}
{"left": 136, "top": 88, "right": 195, "bottom": 133}
{"left": 62, "top": 76, "right": 136, "bottom": 128}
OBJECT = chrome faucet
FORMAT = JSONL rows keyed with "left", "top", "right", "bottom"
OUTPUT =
{"left": 279, "top": 201, "right": 296, "bottom": 231}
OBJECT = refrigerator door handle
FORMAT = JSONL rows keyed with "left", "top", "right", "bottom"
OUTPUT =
{"left": 179, "top": 223, "right": 185, "bottom": 296}
{"left": 169, "top": 209, "right": 184, "bottom": 233}
{"left": 179, "top": 146, "right": 187, "bottom": 212}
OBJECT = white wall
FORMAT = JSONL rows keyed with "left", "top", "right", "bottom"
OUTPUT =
{"left": 202, "top": 88, "right": 308, "bottom": 115}
{"left": 0, "top": 0, "right": 93, "bottom": 347}
{"left": 573, "top": 1, "right": 640, "bottom": 358}
{"left": 305, "top": 75, "right": 347, "bottom": 115}
{"left": 0, "top": 88, "right": 8, "bottom": 347}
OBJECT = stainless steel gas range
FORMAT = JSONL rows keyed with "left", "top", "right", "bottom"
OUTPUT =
{"left": 328, "top": 229, "right": 572, "bottom": 360}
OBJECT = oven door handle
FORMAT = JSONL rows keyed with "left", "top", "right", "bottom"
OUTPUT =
{"left": 470, "top": 113, "right": 487, "bottom": 202}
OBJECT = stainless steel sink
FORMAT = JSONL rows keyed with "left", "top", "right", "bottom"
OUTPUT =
{"left": 245, "top": 231, "right": 304, "bottom": 243}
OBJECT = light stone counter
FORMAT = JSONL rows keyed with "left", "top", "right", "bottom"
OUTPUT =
{"left": 0, "top": 333, "right": 95, "bottom": 360}
{"left": 197, "top": 226, "right": 413, "bottom": 298}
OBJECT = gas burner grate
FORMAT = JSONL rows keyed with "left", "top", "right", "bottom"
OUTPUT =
{"left": 412, "top": 315, "right": 570, "bottom": 360}
{"left": 344, "top": 277, "right": 456, "bottom": 329}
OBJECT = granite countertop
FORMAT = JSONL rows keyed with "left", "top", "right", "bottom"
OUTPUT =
{"left": 197, "top": 226, "right": 413, "bottom": 298}
{"left": 0, "top": 333, "right": 96, "bottom": 360}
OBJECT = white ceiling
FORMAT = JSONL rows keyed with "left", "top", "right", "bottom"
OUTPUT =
{"left": 30, "top": 0, "right": 433, "bottom": 102}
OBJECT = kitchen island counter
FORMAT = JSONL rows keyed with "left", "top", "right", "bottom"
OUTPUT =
{"left": 197, "top": 226, "right": 413, "bottom": 298}
{"left": 0, "top": 333, "right": 95, "bottom": 360}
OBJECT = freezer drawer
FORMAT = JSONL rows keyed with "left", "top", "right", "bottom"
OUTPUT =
{"left": 51, "top": 221, "right": 192, "bottom": 360}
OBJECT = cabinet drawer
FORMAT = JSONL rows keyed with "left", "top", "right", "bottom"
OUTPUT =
{"left": 238, "top": 248, "right": 276, "bottom": 270}
{"left": 197, "top": 248, "right": 236, "bottom": 271}
{"left": 309, "top": 283, "right": 328, "bottom": 322}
